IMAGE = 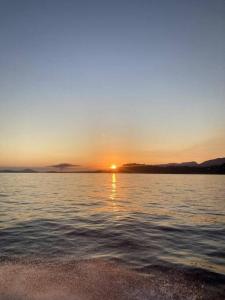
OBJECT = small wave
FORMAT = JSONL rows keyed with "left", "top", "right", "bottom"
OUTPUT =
{"left": 0, "top": 193, "right": 8, "bottom": 197}
{"left": 0, "top": 258, "right": 224, "bottom": 300}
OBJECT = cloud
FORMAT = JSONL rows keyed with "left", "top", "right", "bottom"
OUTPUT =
{"left": 49, "top": 163, "right": 80, "bottom": 168}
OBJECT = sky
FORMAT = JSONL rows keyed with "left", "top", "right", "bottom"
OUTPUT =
{"left": 0, "top": 0, "right": 225, "bottom": 169}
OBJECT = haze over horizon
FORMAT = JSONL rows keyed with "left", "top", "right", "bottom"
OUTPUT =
{"left": 0, "top": 0, "right": 225, "bottom": 168}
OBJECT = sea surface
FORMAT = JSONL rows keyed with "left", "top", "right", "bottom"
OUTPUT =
{"left": 0, "top": 173, "right": 225, "bottom": 299}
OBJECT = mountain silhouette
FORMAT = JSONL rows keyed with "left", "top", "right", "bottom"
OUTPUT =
{"left": 119, "top": 157, "right": 225, "bottom": 174}
{"left": 199, "top": 157, "right": 225, "bottom": 167}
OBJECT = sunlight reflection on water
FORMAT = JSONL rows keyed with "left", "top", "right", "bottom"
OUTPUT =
{"left": 0, "top": 173, "right": 225, "bottom": 275}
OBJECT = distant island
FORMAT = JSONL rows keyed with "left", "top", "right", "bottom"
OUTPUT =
{"left": 0, "top": 157, "right": 225, "bottom": 174}
{"left": 118, "top": 157, "right": 225, "bottom": 174}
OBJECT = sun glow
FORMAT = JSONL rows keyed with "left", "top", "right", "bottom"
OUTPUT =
{"left": 110, "top": 164, "right": 117, "bottom": 170}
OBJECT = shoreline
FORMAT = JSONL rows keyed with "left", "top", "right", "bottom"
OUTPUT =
{"left": 0, "top": 258, "right": 224, "bottom": 300}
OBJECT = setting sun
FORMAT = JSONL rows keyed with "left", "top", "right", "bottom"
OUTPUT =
{"left": 110, "top": 164, "right": 117, "bottom": 170}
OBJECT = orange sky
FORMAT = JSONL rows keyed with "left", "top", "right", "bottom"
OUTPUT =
{"left": 1, "top": 135, "right": 224, "bottom": 169}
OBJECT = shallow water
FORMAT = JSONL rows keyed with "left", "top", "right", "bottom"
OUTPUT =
{"left": 0, "top": 173, "right": 225, "bottom": 299}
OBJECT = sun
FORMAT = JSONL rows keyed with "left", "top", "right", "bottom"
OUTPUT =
{"left": 110, "top": 164, "right": 117, "bottom": 170}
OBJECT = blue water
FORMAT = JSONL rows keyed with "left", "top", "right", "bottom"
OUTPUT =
{"left": 0, "top": 173, "right": 225, "bottom": 299}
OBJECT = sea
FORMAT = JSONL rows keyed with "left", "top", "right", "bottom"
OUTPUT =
{"left": 0, "top": 173, "right": 224, "bottom": 299}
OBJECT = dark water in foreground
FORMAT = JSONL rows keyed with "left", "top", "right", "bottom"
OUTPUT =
{"left": 0, "top": 173, "right": 225, "bottom": 299}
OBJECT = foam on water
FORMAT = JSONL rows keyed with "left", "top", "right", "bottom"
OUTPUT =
{"left": 0, "top": 259, "right": 224, "bottom": 300}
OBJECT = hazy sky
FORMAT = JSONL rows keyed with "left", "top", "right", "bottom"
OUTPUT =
{"left": 0, "top": 0, "right": 225, "bottom": 168}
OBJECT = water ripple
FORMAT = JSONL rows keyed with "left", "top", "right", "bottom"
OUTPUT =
{"left": 0, "top": 173, "right": 224, "bottom": 294}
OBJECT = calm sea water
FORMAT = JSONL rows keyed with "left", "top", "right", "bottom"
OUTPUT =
{"left": 0, "top": 173, "right": 225, "bottom": 299}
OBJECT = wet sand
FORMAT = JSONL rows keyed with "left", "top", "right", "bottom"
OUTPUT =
{"left": 0, "top": 259, "right": 224, "bottom": 300}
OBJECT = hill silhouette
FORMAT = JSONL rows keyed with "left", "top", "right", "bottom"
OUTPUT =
{"left": 119, "top": 157, "right": 225, "bottom": 174}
